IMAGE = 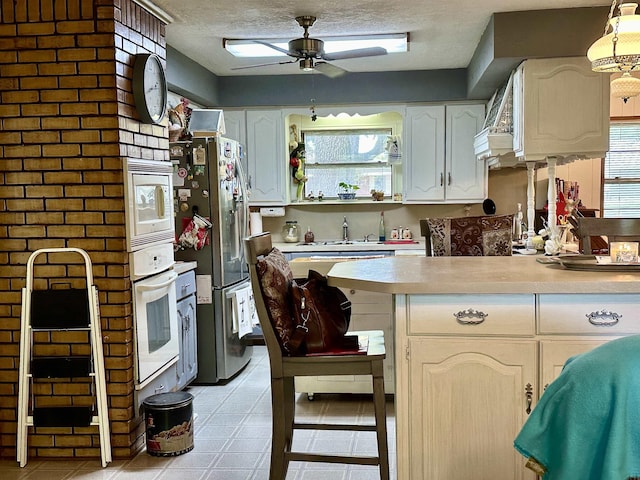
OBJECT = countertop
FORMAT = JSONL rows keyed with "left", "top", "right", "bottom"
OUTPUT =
{"left": 273, "top": 240, "right": 425, "bottom": 254}
{"left": 327, "top": 256, "right": 640, "bottom": 295}
{"left": 173, "top": 260, "right": 197, "bottom": 275}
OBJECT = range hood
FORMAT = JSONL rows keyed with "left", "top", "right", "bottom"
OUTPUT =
{"left": 474, "top": 57, "right": 610, "bottom": 169}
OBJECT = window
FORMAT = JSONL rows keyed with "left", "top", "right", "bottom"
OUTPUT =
{"left": 604, "top": 122, "right": 640, "bottom": 217}
{"left": 301, "top": 129, "right": 393, "bottom": 198}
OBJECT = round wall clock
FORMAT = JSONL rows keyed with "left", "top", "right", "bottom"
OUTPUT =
{"left": 132, "top": 53, "right": 168, "bottom": 124}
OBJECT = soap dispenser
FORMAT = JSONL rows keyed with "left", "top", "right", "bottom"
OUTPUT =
{"left": 304, "top": 226, "right": 315, "bottom": 244}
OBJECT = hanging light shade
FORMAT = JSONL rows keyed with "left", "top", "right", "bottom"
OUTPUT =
{"left": 610, "top": 71, "right": 640, "bottom": 101}
{"left": 587, "top": 2, "right": 640, "bottom": 72}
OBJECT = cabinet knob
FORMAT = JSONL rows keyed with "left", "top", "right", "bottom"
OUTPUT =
{"left": 453, "top": 308, "right": 487, "bottom": 324}
{"left": 440, "top": 172, "right": 444, "bottom": 187}
{"left": 447, "top": 172, "right": 452, "bottom": 186}
{"left": 586, "top": 310, "right": 621, "bottom": 327}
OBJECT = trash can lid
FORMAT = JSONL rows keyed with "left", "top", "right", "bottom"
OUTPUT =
{"left": 143, "top": 391, "right": 194, "bottom": 409}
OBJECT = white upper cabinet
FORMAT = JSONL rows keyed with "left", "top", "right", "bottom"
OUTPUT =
{"left": 223, "top": 110, "right": 248, "bottom": 175}
{"left": 222, "top": 110, "right": 246, "bottom": 147}
{"left": 245, "top": 110, "right": 287, "bottom": 206}
{"left": 512, "top": 56, "right": 610, "bottom": 164}
{"left": 404, "top": 104, "right": 486, "bottom": 203}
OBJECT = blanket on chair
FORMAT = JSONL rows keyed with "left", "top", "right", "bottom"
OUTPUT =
{"left": 514, "top": 335, "right": 640, "bottom": 480}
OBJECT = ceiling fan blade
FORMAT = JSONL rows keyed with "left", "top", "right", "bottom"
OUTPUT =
{"left": 322, "top": 47, "right": 387, "bottom": 61}
{"left": 253, "top": 40, "right": 298, "bottom": 57}
{"left": 314, "top": 61, "right": 347, "bottom": 78}
{"left": 231, "top": 59, "right": 298, "bottom": 70}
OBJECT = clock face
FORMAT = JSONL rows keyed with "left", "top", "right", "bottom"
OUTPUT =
{"left": 133, "top": 53, "right": 168, "bottom": 124}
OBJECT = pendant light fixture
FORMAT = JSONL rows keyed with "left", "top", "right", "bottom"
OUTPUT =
{"left": 587, "top": 2, "right": 640, "bottom": 101}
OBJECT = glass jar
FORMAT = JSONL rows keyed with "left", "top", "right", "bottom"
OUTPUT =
{"left": 282, "top": 220, "right": 299, "bottom": 243}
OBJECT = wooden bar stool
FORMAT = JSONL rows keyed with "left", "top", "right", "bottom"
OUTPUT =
{"left": 245, "top": 232, "right": 390, "bottom": 480}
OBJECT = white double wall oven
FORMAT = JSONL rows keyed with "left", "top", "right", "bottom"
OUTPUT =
{"left": 124, "top": 158, "right": 179, "bottom": 390}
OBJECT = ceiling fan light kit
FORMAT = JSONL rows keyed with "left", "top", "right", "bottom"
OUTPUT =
{"left": 224, "top": 15, "right": 407, "bottom": 77}
{"left": 587, "top": 1, "right": 640, "bottom": 101}
{"left": 224, "top": 34, "right": 407, "bottom": 58}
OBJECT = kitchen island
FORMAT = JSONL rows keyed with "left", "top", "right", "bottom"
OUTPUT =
{"left": 327, "top": 256, "right": 640, "bottom": 480}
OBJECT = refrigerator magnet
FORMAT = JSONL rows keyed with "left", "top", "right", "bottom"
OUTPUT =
{"left": 202, "top": 189, "right": 209, "bottom": 198}
{"left": 191, "top": 181, "right": 199, "bottom": 189}
{"left": 194, "top": 145, "right": 206, "bottom": 165}
{"left": 178, "top": 188, "right": 191, "bottom": 201}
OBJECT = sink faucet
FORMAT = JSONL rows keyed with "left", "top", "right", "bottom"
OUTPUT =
{"left": 342, "top": 216, "right": 349, "bottom": 241}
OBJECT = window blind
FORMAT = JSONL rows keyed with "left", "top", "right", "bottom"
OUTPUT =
{"left": 604, "top": 122, "right": 640, "bottom": 217}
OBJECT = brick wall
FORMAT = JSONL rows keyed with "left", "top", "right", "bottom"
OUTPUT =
{"left": 0, "top": 0, "right": 168, "bottom": 460}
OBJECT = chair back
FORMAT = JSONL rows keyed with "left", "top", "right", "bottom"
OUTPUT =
{"left": 245, "top": 232, "right": 286, "bottom": 376}
{"left": 420, "top": 214, "right": 513, "bottom": 256}
{"left": 570, "top": 216, "right": 640, "bottom": 254}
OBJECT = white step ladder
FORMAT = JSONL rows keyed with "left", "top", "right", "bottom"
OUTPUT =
{"left": 17, "top": 248, "right": 111, "bottom": 468}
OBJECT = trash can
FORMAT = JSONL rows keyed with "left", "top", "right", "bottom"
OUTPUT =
{"left": 143, "top": 391, "right": 194, "bottom": 456}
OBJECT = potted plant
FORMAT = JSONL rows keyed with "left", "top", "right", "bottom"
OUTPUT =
{"left": 338, "top": 182, "right": 359, "bottom": 200}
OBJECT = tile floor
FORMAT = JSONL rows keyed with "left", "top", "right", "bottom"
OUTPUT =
{"left": 1, "top": 346, "right": 396, "bottom": 480}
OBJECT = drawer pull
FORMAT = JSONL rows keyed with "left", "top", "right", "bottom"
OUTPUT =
{"left": 586, "top": 310, "right": 621, "bottom": 327}
{"left": 525, "top": 383, "right": 533, "bottom": 415}
{"left": 454, "top": 308, "right": 487, "bottom": 324}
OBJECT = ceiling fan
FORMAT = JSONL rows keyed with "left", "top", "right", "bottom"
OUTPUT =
{"left": 229, "top": 15, "right": 388, "bottom": 78}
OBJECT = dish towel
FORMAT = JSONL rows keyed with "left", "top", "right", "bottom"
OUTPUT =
{"left": 231, "top": 284, "right": 254, "bottom": 339}
{"left": 514, "top": 335, "right": 640, "bottom": 480}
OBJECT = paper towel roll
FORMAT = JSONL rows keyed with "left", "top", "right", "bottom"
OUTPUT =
{"left": 249, "top": 212, "right": 263, "bottom": 235}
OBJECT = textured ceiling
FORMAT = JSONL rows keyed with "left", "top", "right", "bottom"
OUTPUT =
{"left": 143, "top": 0, "right": 609, "bottom": 77}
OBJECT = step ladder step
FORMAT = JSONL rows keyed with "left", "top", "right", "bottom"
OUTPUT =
{"left": 31, "top": 356, "right": 92, "bottom": 378}
{"left": 30, "top": 289, "right": 90, "bottom": 329}
{"left": 33, "top": 406, "right": 93, "bottom": 427}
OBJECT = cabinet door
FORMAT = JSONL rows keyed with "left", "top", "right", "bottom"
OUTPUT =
{"left": 514, "top": 57, "right": 609, "bottom": 162}
{"left": 445, "top": 104, "right": 486, "bottom": 202}
{"left": 539, "top": 339, "right": 615, "bottom": 393}
{"left": 403, "top": 105, "right": 445, "bottom": 202}
{"left": 223, "top": 110, "right": 248, "bottom": 176}
{"left": 176, "top": 294, "right": 197, "bottom": 390}
{"left": 405, "top": 337, "right": 537, "bottom": 480}
{"left": 246, "top": 110, "right": 286, "bottom": 205}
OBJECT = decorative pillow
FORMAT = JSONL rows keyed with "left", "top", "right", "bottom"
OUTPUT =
{"left": 426, "top": 214, "right": 513, "bottom": 256}
{"left": 256, "top": 248, "right": 295, "bottom": 353}
{"left": 450, "top": 217, "right": 483, "bottom": 256}
{"left": 481, "top": 215, "right": 513, "bottom": 256}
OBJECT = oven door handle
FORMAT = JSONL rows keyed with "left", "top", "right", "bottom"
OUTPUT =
{"left": 137, "top": 272, "right": 178, "bottom": 291}
{"left": 155, "top": 185, "right": 166, "bottom": 218}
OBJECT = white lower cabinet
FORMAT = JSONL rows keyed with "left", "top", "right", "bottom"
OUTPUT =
{"left": 396, "top": 292, "right": 638, "bottom": 479}
{"left": 405, "top": 337, "right": 537, "bottom": 480}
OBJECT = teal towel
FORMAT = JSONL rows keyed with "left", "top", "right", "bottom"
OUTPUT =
{"left": 515, "top": 335, "right": 640, "bottom": 480}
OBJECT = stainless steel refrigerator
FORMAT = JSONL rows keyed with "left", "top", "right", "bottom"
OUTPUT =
{"left": 171, "top": 137, "right": 253, "bottom": 384}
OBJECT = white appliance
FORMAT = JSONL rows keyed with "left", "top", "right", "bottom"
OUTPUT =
{"left": 131, "top": 243, "right": 179, "bottom": 385}
{"left": 124, "top": 158, "right": 175, "bottom": 251}
{"left": 172, "top": 137, "right": 253, "bottom": 384}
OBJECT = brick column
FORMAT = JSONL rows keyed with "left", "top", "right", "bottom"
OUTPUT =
{"left": 0, "top": 0, "right": 168, "bottom": 460}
